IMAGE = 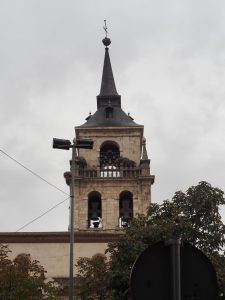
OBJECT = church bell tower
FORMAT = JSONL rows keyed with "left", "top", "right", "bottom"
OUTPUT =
{"left": 64, "top": 35, "right": 155, "bottom": 234}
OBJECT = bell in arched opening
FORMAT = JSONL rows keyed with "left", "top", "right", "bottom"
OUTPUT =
{"left": 88, "top": 192, "right": 102, "bottom": 229}
{"left": 100, "top": 141, "right": 120, "bottom": 177}
{"left": 119, "top": 191, "right": 133, "bottom": 228}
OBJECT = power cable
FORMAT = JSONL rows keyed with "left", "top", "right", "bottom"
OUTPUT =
{"left": 16, "top": 197, "right": 70, "bottom": 232}
{"left": 0, "top": 148, "right": 69, "bottom": 196}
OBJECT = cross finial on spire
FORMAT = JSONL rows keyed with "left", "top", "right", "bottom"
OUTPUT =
{"left": 103, "top": 20, "right": 108, "bottom": 37}
{"left": 102, "top": 20, "right": 111, "bottom": 47}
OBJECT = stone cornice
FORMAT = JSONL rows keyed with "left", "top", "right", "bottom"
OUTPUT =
{"left": 0, "top": 231, "right": 124, "bottom": 243}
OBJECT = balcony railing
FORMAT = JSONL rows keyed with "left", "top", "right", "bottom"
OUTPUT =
{"left": 77, "top": 165, "right": 141, "bottom": 178}
{"left": 78, "top": 169, "right": 98, "bottom": 178}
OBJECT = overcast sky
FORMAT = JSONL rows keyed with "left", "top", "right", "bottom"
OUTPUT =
{"left": 1, "top": 0, "right": 225, "bottom": 232}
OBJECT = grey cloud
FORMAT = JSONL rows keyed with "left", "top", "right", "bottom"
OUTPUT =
{"left": 1, "top": 0, "right": 225, "bottom": 231}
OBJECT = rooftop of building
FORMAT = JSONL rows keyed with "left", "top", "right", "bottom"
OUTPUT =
{"left": 78, "top": 36, "right": 141, "bottom": 128}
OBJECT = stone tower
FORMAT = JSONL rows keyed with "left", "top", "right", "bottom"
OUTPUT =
{"left": 64, "top": 36, "right": 155, "bottom": 235}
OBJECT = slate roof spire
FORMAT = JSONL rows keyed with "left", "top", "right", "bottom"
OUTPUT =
{"left": 78, "top": 25, "right": 140, "bottom": 128}
{"left": 99, "top": 38, "right": 118, "bottom": 96}
{"left": 97, "top": 24, "right": 121, "bottom": 109}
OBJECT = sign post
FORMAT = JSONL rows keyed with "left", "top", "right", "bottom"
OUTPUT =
{"left": 130, "top": 241, "right": 218, "bottom": 300}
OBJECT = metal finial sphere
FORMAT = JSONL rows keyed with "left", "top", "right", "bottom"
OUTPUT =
{"left": 102, "top": 37, "right": 111, "bottom": 47}
{"left": 102, "top": 20, "right": 111, "bottom": 47}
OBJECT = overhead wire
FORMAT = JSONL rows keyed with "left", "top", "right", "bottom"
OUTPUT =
{"left": 0, "top": 148, "right": 71, "bottom": 231}
{"left": 16, "top": 196, "right": 70, "bottom": 232}
{"left": 0, "top": 148, "right": 69, "bottom": 196}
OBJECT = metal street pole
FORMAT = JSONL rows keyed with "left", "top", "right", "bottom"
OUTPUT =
{"left": 68, "top": 144, "right": 76, "bottom": 300}
{"left": 166, "top": 238, "right": 181, "bottom": 300}
{"left": 52, "top": 137, "right": 93, "bottom": 300}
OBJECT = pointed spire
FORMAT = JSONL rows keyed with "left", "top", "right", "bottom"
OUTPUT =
{"left": 79, "top": 22, "right": 140, "bottom": 127}
{"left": 99, "top": 40, "right": 118, "bottom": 96}
{"left": 97, "top": 21, "right": 121, "bottom": 109}
{"left": 142, "top": 137, "right": 149, "bottom": 160}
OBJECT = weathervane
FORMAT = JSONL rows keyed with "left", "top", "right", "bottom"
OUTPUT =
{"left": 103, "top": 20, "right": 108, "bottom": 37}
{"left": 102, "top": 20, "right": 111, "bottom": 47}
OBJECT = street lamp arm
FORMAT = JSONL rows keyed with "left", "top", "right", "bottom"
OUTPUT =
{"left": 52, "top": 136, "right": 93, "bottom": 300}
{"left": 53, "top": 138, "right": 93, "bottom": 150}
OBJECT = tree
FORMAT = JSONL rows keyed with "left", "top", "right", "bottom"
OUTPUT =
{"left": 75, "top": 182, "right": 225, "bottom": 299}
{"left": 0, "top": 244, "right": 59, "bottom": 300}
{"left": 75, "top": 253, "right": 113, "bottom": 300}
{"left": 107, "top": 181, "right": 225, "bottom": 299}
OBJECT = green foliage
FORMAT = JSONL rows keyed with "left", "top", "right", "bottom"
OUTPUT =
{"left": 0, "top": 245, "right": 59, "bottom": 300}
{"left": 107, "top": 181, "right": 225, "bottom": 299}
{"left": 76, "top": 182, "right": 225, "bottom": 299}
{"left": 75, "top": 254, "right": 113, "bottom": 300}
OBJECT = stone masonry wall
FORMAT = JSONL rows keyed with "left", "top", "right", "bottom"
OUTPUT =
{"left": 70, "top": 125, "right": 153, "bottom": 232}
{"left": 75, "top": 126, "right": 144, "bottom": 166}
{"left": 73, "top": 177, "right": 152, "bottom": 230}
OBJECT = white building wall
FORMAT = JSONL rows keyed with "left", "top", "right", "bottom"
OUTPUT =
{"left": 6, "top": 242, "right": 108, "bottom": 278}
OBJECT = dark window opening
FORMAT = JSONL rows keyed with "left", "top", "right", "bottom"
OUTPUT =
{"left": 100, "top": 142, "right": 120, "bottom": 177}
{"left": 119, "top": 191, "right": 133, "bottom": 228}
{"left": 100, "top": 142, "right": 120, "bottom": 166}
{"left": 88, "top": 192, "right": 102, "bottom": 228}
{"left": 105, "top": 107, "right": 114, "bottom": 119}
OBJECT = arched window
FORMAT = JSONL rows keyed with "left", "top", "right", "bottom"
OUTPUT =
{"left": 88, "top": 191, "right": 102, "bottom": 228}
{"left": 105, "top": 106, "right": 114, "bottom": 119}
{"left": 119, "top": 191, "right": 133, "bottom": 228}
{"left": 100, "top": 141, "right": 120, "bottom": 177}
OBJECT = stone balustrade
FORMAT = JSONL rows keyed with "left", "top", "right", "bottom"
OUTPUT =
{"left": 77, "top": 165, "right": 142, "bottom": 178}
